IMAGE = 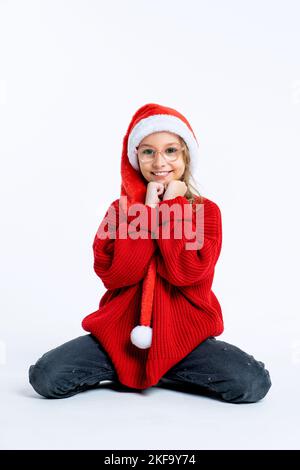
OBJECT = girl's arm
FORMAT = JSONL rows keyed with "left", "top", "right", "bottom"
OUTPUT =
{"left": 93, "top": 199, "right": 156, "bottom": 290}
{"left": 148, "top": 196, "right": 222, "bottom": 287}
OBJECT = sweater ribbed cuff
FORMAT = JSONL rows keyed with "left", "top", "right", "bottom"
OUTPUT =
{"left": 140, "top": 196, "right": 192, "bottom": 239}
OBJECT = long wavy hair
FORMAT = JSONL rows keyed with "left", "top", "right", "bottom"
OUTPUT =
{"left": 178, "top": 136, "right": 204, "bottom": 208}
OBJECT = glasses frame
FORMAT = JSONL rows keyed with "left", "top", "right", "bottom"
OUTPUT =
{"left": 135, "top": 145, "right": 185, "bottom": 163}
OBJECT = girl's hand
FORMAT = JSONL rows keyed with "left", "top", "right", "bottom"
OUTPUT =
{"left": 145, "top": 182, "right": 166, "bottom": 207}
{"left": 163, "top": 180, "right": 188, "bottom": 201}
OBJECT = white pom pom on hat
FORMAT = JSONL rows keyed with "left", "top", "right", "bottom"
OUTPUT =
{"left": 130, "top": 325, "right": 153, "bottom": 349}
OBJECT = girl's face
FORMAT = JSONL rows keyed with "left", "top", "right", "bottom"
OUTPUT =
{"left": 137, "top": 132, "right": 186, "bottom": 186}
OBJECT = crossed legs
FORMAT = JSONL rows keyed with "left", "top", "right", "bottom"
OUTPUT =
{"left": 29, "top": 334, "right": 271, "bottom": 403}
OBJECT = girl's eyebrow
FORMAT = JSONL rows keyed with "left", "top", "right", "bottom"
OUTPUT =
{"left": 139, "top": 142, "right": 179, "bottom": 148}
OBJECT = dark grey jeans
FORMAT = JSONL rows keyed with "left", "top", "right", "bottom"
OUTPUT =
{"left": 28, "top": 334, "right": 272, "bottom": 403}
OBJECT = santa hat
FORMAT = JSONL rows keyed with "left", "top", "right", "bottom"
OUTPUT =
{"left": 119, "top": 103, "right": 200, "bottom": 349}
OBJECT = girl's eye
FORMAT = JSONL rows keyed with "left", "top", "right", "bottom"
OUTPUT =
{"left": 143, "top": 149, "right": 154, "bottom": 155}
{"left": 166, "top": 147, "right": 177, "bottom": 153}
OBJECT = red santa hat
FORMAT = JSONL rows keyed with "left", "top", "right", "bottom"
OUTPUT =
{"left": 119, "top": 103, "right": 200, "bottom": 349}
{"left": 127, "top": 105, "right": 200, "bottom": 175}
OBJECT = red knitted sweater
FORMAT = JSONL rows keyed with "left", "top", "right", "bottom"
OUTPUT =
{"left": 81, "top": 194, "right": 224, "bottom": 389}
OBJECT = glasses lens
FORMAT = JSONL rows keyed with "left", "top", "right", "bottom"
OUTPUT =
{"left": 137, "top": 148, "right": 155, "bottom": 162}
{"left": 137, "top": 145, "right": 182, "bottom": 162}
{"left": 164, "top": 145, "right": 182, "bottom": 161}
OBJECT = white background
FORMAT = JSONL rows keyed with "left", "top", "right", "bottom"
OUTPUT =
{"left": 0, "top": 0, "right": 299, "bottom": 450}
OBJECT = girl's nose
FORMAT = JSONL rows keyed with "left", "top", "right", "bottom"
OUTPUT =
{"left": 152, "top": 152, "right": 167, "bottom": 168}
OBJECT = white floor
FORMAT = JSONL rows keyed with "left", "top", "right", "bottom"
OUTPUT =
{"left": 1, "top": 357, "right": 299, "bottom": 450}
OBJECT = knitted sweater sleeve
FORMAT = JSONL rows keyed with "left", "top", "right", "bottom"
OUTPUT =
{"left": 147, "top": 196, "right": 222, "bottom": 287}
{"left": 93, "top": 199, "right": 156, "bottom": 290}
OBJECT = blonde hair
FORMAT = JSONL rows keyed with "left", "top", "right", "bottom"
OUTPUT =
{"left": 178, "top": 136, "right": 204, "bottom": 209}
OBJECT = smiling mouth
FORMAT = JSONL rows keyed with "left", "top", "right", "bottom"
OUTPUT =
{"left": 151, "top": 171, "right": 173, "bottom": 176}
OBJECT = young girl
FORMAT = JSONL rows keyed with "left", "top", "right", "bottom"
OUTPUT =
{"left": 29, "top": 103, "right": 272, "bottom": 403}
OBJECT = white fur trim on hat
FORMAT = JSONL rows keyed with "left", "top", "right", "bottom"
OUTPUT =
{"left": 127, "top": 114, "right": 200, "bottom": 174}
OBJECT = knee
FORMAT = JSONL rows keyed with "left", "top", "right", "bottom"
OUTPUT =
{"left": 225, "top": 364, "right": 272, "bottom": 404}
{"left": 28, "top": 359, "right": 65, "bottom": 399}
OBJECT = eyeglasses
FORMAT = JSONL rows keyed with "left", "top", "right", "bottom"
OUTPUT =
{"left": 135, "top": 144, "right": 184, "bottom": 163}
